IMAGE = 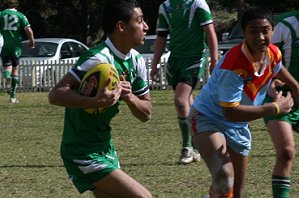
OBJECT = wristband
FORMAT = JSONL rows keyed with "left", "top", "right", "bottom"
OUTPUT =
{"left": 272, "top": 102, "right": 280, "bottom": 114}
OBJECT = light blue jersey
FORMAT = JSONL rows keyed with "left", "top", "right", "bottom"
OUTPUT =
{"left": 189, "top": 43, "right": 282, "bottom": 155}
{"left": 192, "top": 43, "right": 282, "bottom": 128}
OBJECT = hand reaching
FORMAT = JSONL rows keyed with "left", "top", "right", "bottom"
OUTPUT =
{"left": 273, "top": 91, "right": 293, "bottom": 114}
{"left": 267, "top": 79, "right": 285, "bottom": 98}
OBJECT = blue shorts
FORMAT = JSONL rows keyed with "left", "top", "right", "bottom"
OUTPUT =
{"left": 188, "top": 108, "right": 252, "bottom": 156}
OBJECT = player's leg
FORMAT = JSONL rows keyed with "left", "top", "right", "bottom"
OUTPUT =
{"left": 92, "top": 169, "right": 152, "bottom": 198}
{"left": 192, "top": 131, "right": 234, "bottom": 197}
{"left": 2, "top": 56, "right": 13, "bottom": 95}
{"left": 172, "top": 58, "right": 202, "bottom": 164}
{"left": 227, "top": 147, "right": 248, "bottom": 198}
{"left": 175, "top": 82, "right": 196, "bottom": 162}
{"left": 166, "top": 58, "right": 195, "bottom": 164}
{"left": 175, "top": 82, "right": 193, "bottom": 117}
{"left": 10, "top": 63, "right": 19, "bottom": 103}
{"left": 7, "top": 56, "right": 20, "bottom": 103}
{"left": 267, "top": 120, "right": 294, "bottom": 198}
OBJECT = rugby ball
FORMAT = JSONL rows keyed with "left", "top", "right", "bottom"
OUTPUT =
{"left": 79, "top": 63, "right": 120, "bottom": 113}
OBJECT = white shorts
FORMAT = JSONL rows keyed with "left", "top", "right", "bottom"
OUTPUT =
{"left": 188, "top": 107, "right": 252, "bottom": 156}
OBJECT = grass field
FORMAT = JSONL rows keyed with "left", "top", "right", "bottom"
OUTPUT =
{"left": 0, "top": 91, "right": 298, "bottom": 198}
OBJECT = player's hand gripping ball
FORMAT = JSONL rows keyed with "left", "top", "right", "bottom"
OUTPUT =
{"left": 79, "top": 63, "right": 120, "bottom": 113}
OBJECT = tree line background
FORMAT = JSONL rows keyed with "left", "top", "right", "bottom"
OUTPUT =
{"left": 4, "top": 0, "right": 298, "bottom": 47}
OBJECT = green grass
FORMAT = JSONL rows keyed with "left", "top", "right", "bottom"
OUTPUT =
{"left": 0, "top": 91, "right": 298, "bottom": 198}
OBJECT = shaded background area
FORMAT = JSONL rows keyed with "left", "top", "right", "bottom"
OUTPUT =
{"left": 0, "top": 0, "right": 298, "bottom": 47}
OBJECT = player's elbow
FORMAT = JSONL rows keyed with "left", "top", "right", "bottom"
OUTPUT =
{"left": 138, "top": 109, "right": 152, "bottom": 122}
{"left": 140, "top": 114, "right": 151, "bottom": 122}
{"left": 48, "top": 91, "right": 57, "bottom": 105}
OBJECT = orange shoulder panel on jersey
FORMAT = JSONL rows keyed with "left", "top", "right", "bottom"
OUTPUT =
{"left": 268, "top": 43, "right": 282, "bottom": 68}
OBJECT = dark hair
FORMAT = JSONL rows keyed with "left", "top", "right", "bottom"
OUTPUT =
{"left": 4, "top": 0, "right": 18, "bottom": 8}
{"left": 240, "top": 6, "right": 274, "bottom": 30}
{"left": 101, "top": 0, "right": 140, "bottom": 34}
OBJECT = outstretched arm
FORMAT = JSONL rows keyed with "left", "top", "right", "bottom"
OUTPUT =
{"left": 222, "top": 91, "right": 294, "bottom": 122}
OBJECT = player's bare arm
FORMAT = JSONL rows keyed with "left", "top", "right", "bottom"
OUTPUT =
{"left": 203, "top": 23, "right": 218, "bottom": 73}
{"left": 150, "top": 35, "right": 167, "bottom": 79}
{"left": 222, "top": 91, "right": 294, "bottom": 122}
{"left": 25, "top": 26, "right": 35, "bottom": 48}
{"left": 119, "top": 76, "right": 152, "bottom": 122}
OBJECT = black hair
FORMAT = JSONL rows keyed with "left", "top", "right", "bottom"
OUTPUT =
{"left": 4, "top": 0, "right": 18, "bottom": 8}
{"left": 240, "top": 6, "right": 274, "bottom": 30}
{"left": 101, "top": 0, "right": 140, "bottom": 34}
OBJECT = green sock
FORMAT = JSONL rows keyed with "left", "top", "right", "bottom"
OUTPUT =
{"left": 272, "top": 175, "right": 291, "bottom": 198}
{"left": 178, "top": 117, "right": 192, "bottom": 148}
{"left": 10, "top": 75, "right": 19, "bottom": 99}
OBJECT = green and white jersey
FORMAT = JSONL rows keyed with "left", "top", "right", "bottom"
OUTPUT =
{"left": 0, "top": 8, "right": 30, "bottom": 58}
{"left": 0, "top": 33, "right": 3, "bottom": 54}
{"left": 273, "top": 11, "right": 299, "bottom": 81}
{"left": 157, "top": 0, "right": 213, "bottom": 57}
{"left": 62, "top": 38, "right": 149, "bottom": 154}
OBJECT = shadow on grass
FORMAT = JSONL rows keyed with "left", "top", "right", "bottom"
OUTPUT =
{"left": 0, "top": 164, "right": 64, "bottom": 168}
{"left": 121, "top": 161, "right": 199, "bottom": 167}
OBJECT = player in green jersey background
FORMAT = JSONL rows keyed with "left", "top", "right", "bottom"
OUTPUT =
{"left": 0, "top": 0, "right": 35, "bottom": 103}
{"left": 0, "top": 33, "right": 3, "bottom": 55}
{"left": 263, "top": 2, "right": 299, "bottom": 197}
{"left": 48, "top": 0, "right": 153, "bottom": 197}
{"left": 151, "top": 0, "right": 218, "bottom": 164}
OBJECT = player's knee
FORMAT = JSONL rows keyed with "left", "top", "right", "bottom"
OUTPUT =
{"left": 212, "top": 165, "right": 234, "bottom": 194}
{"left": 174, "top": 97, "right": 187, "bottom": 109}
{"left": 278, "top": 145, "right": 295, "bottom": 162}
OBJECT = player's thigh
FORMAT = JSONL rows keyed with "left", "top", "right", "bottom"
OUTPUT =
{"left": 267, "top": 120, "right": 295, "bottom": 151}
{"left": 175, "top": 83, "right": 193, "bottom": 102}
{"left": 193, "top": 131, "right": 229, "bottom": 165}
{"left": 93, "top": 169, "right": 152, "bottom": 198}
